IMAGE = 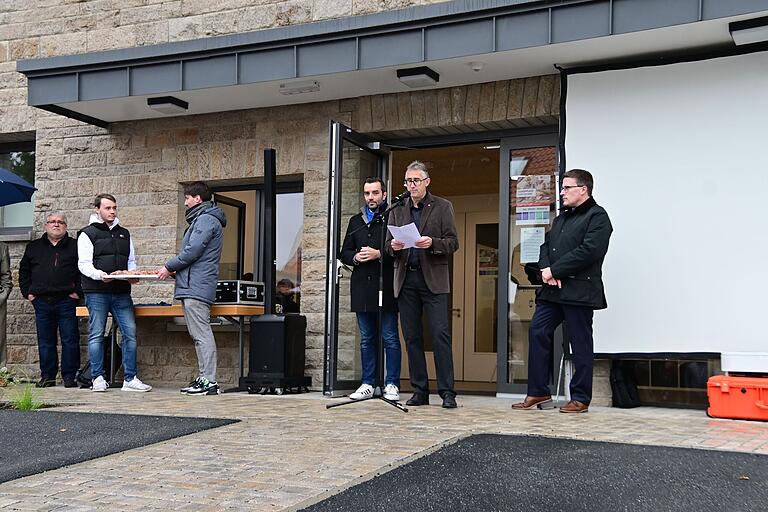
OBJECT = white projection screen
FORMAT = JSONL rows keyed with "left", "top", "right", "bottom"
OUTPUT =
{"left": 564, "top": 50, "right": 768, "bottom": 361}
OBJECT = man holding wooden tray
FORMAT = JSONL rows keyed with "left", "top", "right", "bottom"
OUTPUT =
{"left": 77, "top": 193, "right": 152, "bottom": 393}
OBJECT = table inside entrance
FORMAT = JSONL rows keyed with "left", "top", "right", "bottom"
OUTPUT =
{"left": 76, "top": 304, "right": 264, "bottom": 386}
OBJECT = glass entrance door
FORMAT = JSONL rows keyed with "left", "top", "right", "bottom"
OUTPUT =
{"left": 497, "top": 135, "right": 563, "bottom": 395}
{"left": 324, "top": 121, "right": 389, "bottom": 396}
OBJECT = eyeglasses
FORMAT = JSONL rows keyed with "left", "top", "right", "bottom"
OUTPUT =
{"left": 46, "top": 220, "right": 66, "bottom": 225}
{"left": 561, "top": 185, "right": 585, "bottom": 191}
{"left": 404, "top": 178, "right": 427, "bottom": 186}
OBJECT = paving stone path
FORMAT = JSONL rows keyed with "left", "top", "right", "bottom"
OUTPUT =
{"left": 1, "top": 389, "right": 766, "bottom": 511}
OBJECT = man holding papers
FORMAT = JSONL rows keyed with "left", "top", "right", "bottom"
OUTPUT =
{"left": 387, "top": 161, "right": 459, "bottom": 409}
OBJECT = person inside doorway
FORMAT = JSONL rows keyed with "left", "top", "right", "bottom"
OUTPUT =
{"left": 340, "top": 177, "right": 401, "bottom": 401}
{"left": 388, "top": 161, "right": 459, "bottom": 409}
{"left": 511, "top": 169, "right": 613, "bottom": 413}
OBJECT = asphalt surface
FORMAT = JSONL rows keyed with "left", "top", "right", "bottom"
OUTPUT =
{"left": 303, "top": 434, "right": 768, "bottom": 512}
{"left": 0, "top": 410, "right": 237, "bottom": 483}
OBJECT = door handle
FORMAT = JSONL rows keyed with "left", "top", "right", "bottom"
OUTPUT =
{"left": 451, "top": 308, "right": 461, "bottom": 318}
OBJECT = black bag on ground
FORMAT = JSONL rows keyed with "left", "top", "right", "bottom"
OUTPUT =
{"left": 76, "top": 335, "right": 122, "bottom": 388}
{"left": 610, "top": 359, "right": 641, "bottom": 408}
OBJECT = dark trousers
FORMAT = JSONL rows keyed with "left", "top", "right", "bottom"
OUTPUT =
{"left": 528, "top": 300, "right": 594, "bottom": 404}
{"left": 32, "top": 297, "right": 81, "bottom": 380}
{"left": 397, "top": 270, "right": 455, "bottom": 398}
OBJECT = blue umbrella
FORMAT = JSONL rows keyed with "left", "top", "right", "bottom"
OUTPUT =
{"left": 0, "top": 166, "right": 36, "bottom": 207}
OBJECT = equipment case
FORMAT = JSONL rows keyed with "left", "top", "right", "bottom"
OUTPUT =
{"left": 707, "top": 375, "right": 768, "bottom": 421}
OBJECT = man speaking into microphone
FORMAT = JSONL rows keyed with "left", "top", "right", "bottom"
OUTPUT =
{"left": 387, "top": 161, "right": 459, "bottom": 409}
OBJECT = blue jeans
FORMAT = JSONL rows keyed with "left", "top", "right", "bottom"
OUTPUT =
{"left": 85, "top": 293, "right": 138, "bottom": 381}
{"left": 32, "top": 297, "right": 80, "bottom": 380}
{"left": 357, "top": 311, "right": 401, "bottom": 386}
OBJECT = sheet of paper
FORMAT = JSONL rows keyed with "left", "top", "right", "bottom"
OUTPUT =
{"left": 508, "top": 274, "right": 518, "bottom": 305}
{"left": 520, "top": 227, "right": 546, "bottom": 263}
{"left": 387, "top": 222, "right": 421, "bottom": 248}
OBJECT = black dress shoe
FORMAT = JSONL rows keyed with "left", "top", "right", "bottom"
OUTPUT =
{"left": 36, "top": 378, "right": 56, "bottom": 388}
{"left": 442, "top": 394, "right": 457, "bottom": 409}
{"left": 63, "top": 378, "right": 77, "bottom": 388}
{"left": 406, "top": 394, "right": 430, "bottom": 406}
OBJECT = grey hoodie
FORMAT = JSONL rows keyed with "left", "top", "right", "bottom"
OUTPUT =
{"left": 165, "top": 204, "right": 227, "bottom": 304}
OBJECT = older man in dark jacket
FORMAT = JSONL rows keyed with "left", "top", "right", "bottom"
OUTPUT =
{"left": 512, "top": 168, "right": 613, "bottom": 414}
{"left": 388, "top": 161, "right": 459, "bottom": 409}
{"left": 19, "top": 212, "right": 82, "bottom": 387}
{"left": 340, "top": 177, "right": 401, "bottom": 402}
{"left": 159, "top": 181, "right": 226, "bottom": 396}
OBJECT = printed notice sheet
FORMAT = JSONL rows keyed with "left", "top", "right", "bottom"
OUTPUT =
{"left": 387, "top": 222, "right": 421, "bottom": 248}
{"left": 520, "top": 227, "right": 546, "bottom": 263}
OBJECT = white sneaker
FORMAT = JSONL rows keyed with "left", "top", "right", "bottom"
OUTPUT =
{"left": 383, "top": 384, "right": 400, "bottom": 401}
{"left": 349, "top": 383, "right": 374, "bottom": 400}
{"left": 121, "top": 377, "right": 152, "bottom": 392}
{"left": 91, "top": 375, "right": 108, "bottom": 392}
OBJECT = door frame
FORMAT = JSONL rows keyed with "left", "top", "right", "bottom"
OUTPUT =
{"left": 323, "top": 120, "right": 389, "bottom": 396}
{"left": 496, "top": 132, "right": 561, "bottom": 395}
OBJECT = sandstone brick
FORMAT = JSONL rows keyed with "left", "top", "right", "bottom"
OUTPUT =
{"left": 313, "top": 0, "right": 353, "bottom": 20}
{"left": 9, "top": 38, "right": 39, "bottom": 60}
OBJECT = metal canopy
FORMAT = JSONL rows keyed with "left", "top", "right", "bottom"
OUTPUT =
{"left": 16, "top": 0, "right": 768, "bottom": 127}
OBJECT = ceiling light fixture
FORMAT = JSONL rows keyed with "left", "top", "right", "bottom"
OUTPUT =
{"left": 730, "top": 16, "right": 768, "bottom": 45}
{"left": 396, "top": 66, "right": 439, "bottom": 88}
{"left": 483, "top": 144, "right": 501, "bottom": 150}
{"left": 279, "top": 80, "right": 320, "bottom": 95}
{"left": 147, "top": 96, "right": 188, "bottom": 114}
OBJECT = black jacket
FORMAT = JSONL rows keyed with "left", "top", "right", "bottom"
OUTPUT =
{"left": 537, "top": 197, "right": 613, "bottom": 309}
{"left": 19, "top": 234, "right": 82, "bottom": 299}
{"left": 340, "top": 205, "right": 397, "bottom": 312}
{"left": 79, "top": 222, "right": 132, "bottom": 294}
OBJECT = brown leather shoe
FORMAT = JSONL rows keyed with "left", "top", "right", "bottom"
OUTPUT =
{"left": 511, "top": 395, "right": 552, "bottom": 410}
{"left": 559, "top": 400, "right": 589, "bottom": 413}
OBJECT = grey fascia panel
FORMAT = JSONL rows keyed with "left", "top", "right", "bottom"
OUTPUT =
{"left": 27, "top": 74, "right": 77, "bottom": 105}
{"left": 496, "top": 10, "right": 549, "bottom": 51}
{"left": 79, "top": 68, "right": 128, "bottom": 101}
{"left": 551, "top": 1, "right": 611, "bottom": 44}
{"left": 183, "top": 55, "right": 236, "bottom": 90}
{"left": 359, "top": 30, "right": 422, "bottom": 70}
{"left": 702, "top": 0, "right": 768, "bottom": 19}
{"left": 425, "top": 19, "right": 494, "bottom": 60}
{"left": 131, "top": 62, "right": 181, "bottom": 95}
{"left": 613, "top": 0, "right": 700, "bottom": 34}
{"left": 298, "top": 39, "right": 356, "bottom": 76}
{"left": 239, "top": 48, "right": 295, "bottom": 83}
{"left": 16, "top": 0, "right": 544, "bottom": 74}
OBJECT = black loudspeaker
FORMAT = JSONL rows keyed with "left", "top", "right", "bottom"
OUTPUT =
{"left": 242, "top": 314, "right": 311, "bottom": 393}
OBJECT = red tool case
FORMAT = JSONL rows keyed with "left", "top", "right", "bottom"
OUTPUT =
{"left": 707, "top": 375, "right": 768, "bottom": 421}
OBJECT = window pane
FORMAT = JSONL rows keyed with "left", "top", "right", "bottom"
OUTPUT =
{"left": 276, "top": 192, "right": 303, "bottom": 312}
{"left": 0, "top": 150, "right": 36, "bottom": 228}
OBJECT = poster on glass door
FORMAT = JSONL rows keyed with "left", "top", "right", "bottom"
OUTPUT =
{"left": 514, "top": 175, "right": 552, "bottom": 225}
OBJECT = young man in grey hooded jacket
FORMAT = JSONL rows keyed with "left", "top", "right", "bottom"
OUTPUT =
{"left": 158, "top": 182, "right": 227, "bottom": 395}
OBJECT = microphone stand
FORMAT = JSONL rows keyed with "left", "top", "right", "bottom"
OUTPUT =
{"left": 327, "top": 196, "right": 409, "bottom": 413}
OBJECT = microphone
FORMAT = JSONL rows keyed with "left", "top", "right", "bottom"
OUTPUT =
{"left": 391, "top": 190, "right": 411, "bottom": 205}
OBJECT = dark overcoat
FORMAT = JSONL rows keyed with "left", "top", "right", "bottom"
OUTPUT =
{"left": 537, "top": 196, "right": 613, "bottom": 309}
{"left": 386, "top": 191, "right": 459, "bottom": 297}
{"left": 340, "top": 206, "right": 397, "bottom": 312}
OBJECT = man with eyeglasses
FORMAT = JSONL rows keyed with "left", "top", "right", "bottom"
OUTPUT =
{"left": 512, "top": 169, "right": 613, "bottom": 414}
{"left": 387, "top": 161, "right": 459, "bottom": 409}
{"left": 19, "top": 212, "right": 82, "bottom": 387}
